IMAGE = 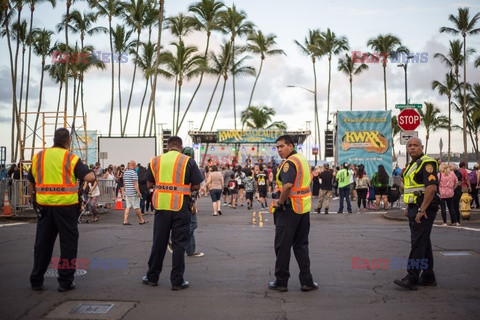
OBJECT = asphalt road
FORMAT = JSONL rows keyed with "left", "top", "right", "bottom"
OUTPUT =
{"left": 0, "top": 196, "right": 479, "bottom": 320}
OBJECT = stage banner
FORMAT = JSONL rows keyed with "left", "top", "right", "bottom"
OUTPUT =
{"left": 217, "top": 129, "right": 286, "bottom": 144}
{"left": 71, "top": 130, "right": 98, "bottom": 166}
{"left": 336, "top": 111, "right": 392, "bottom": 180}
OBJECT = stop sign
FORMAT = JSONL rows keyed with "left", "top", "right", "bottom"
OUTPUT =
{"left": 398, "top": 108, "right": 421, "bottom": 131}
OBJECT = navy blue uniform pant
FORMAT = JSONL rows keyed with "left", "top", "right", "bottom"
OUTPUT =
{"left": 406, "top": 204, "right": 437, "bottom": 283}
{"left": 146, "top": 209, "right": 191, "bottom": 286}
{"left": 30, "top": 205, "right": 80, "bottom": 288}
{"left": 274, "top": 208, "right": 314, "bottom": 287}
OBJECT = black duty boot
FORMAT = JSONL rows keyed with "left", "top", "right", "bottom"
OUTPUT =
{"left": 324, "top": 208, "right": 328, "bottom": 215}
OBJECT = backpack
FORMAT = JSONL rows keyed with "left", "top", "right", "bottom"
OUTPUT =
{"left": 468, "top": 170, "right": 477, "bottom": 185}
{"left": 228, "top": 180, "right": 236, "bottom": 190}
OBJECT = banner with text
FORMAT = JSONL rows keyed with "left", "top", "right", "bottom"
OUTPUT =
{"left": 217, "top": 129, "right": 286, "bottom": 143}
{"left": 337, "top": 111, "right": 392, "bottom": 180}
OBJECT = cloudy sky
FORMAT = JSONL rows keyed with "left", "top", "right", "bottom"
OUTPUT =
{"left": 1, "top": 0, "right": 480, "bottom": 161}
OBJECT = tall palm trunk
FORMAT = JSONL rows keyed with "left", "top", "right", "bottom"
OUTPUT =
{"left": 326, "top": 55, "right": 332, "bottom": 124}
{"left": 64, "top": 1, "right": 71, "bottom": 128}
{"left": 138, "top": 76, "right": 149, "bottom": 136}
{"left": 462, "top": 35, "right": 467, "bottom": 164}
{"left": 447, "top": 95, "right": 451, "bottom": 162}
{"left": 349, "top": 75, "right": 353, "bottom": 110}
{"left": 172, "top": 76, "right": 178, "bottom": 135}
{"left": 19, "top": 43, "right": 26, "bottom": 145}
{"left": 312, "top": 58, "right": 321, "bottom": 160}
{"left": 13, "top": 5, "right": 23, "bottom": 161}
{"left": 54, "top": 81, "right": 63, "bottom": 130}
{"left": 176, "top": 81, "right": 182, "bottom": 134}
{"left": 108, "top": 17, "right": 115, "bottom": 136}
{"left": 117, "top": 56, "right": 123, "bottom": 136}
{"left": 5, "top": 8, "right": 22, "bottom": 162}
{"left": 382, "top": 62, "right": 387, "bottom": 110}
{"left": 247, "top": 57, "right": 263, "bottom": 108}
{"left": 210, "top": 75, "right": 228, "bottom": 131}
{"left": 143, "top": 78, "right": 153, "bottom": 136}
{"left": 32, "top": 57, "right": 46, "bottom": 158}
{"left": 177, "top": 33, "right": 211, "bottom": 132}
{"left": 24, "top": 4, "right": 35, "bottom": 149}
{"left": 231, "top": 38, "right": 237, "bottom": 130}
{"left": 146, "top": 0, "right": 165, "bottom": 140}
{"left": 123, "top": 30, "right": 141, "bottom": 136}
{"left": 199, "top": 72, "right": 221, "bottom": 131}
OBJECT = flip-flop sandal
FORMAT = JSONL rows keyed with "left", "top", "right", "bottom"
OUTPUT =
{"left": 123, "top": 222, "right": 132, "bottom": 225}
{"left": 139, "top": 220, "right": 149, "bottom": 225}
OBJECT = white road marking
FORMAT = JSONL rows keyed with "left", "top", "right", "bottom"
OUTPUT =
{"left": 434, "top": 225, "right": 480, "bottom": 232}
{"left": 0, "top": 222, "right": 28, "bottom": 228}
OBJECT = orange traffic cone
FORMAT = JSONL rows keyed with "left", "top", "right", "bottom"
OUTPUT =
{"left": 115, "top": 191, "right": 124, "bottom": 210}
{"left": 2, "top": 191, "right": 12, "bottom": 216}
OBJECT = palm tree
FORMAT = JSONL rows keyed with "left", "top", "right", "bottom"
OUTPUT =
{"left": 210, "top": 45, "right": 255, "bottom": 131}
{"left": 461, "top": 83, "right": 480, "bottom": 157}
{"left": 440, "top": 7, "right": 480, "bottom": 164}
{"left": 320, "top": 28, "right": 349, "bottom": 124}
{"left": 31, "top": 28, "right": 53, "bottom": 157}
{"left": 89, "top": 0, "right": 122, "bottom": 136}
{"left": 337, "top": 53, "right": 369, "bottom": 110}
{"left": 178, "top": 0, "right": 224, "bottom": 132}
{"left": 162, "top": 41, "right": 206, "bottom": 135}
{"left": 132, "top": 41, "right": 156, "bottom": 136}
{"left": 44, "top": 55, "right": 66, "bottom": 130}
{"left": 433, "top": 40, "right": 469, "bottom": 86}
{"left": 475, "top": 55, "right": 480, "bottom": 67}
{"left": 418, "top": 102, "right": 449, "bottom": 153}
{"left": 120, "top": 0, "right": 148, "bottom": 136}
{"left": 390, "top": 116, "right": 401, "bottom": 161}
{"left": 367, "top": 34, "right": 408, "bottom": 110}
{"left": 165, "top": 13, "right": 196, "bottom": 135}
{"left": 24, "top": 0, "right": 56, "bottom": 155}
{"left": 12, "top": 0, "right": 25, "bottom": 161}
{"left": 294, "top": 29, "right": 324, "bottom": 159}
{"left": 199, "top": 41, "right": 230, "bottom": 131}
{"left": 11, "top": 20, "right": 28, "bottom": 145}
{"left": 246, "top": 30, "right": 285, "bottom": 107}
{"left": 241, "top": 105, "right": 286, "bottom": 129}
{"left": 146, "top": 0, "right": 165, "bottom": 137}
{"left": 218, "top": 4, "right": 254, "bottom": 129}
{"left": 432, "top": 71, "right": 457, "bottom": 161}
{"left": 112, "top": 24, "right": 135, "bottom": 136}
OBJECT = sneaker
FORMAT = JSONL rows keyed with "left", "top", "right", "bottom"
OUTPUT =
{"left": 58, "top": 282, "right": 76, "bottom": 292}
{"left": 167, "top": 240, "right": 173, "bottom": 253}
{"left": 218, "top": 210, "right": 222, "bottom": 215}
{"left": 316, "top": 207, "right": 321, "bottom": 214}
{"left": 188, "top": 252, "right": 205, "bottom": 257}
{"left": 453, "top": 222, "right": 460, "bottom": 227}
{"left": 441, "top": 223, "right": 448, "bottom": 227}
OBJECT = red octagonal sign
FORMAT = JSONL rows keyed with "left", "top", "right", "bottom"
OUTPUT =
{"left": 398, "top": 108, "right": 421, "bottom": 131}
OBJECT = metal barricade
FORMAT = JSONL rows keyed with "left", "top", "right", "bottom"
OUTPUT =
{"left": 0, "top": 179, "right": 8, "bottom": 208}
{"left": 97, "top": 179, "right": 116, "bottom": 207}
{"left": 11, "top": 179, "right": 32, "bottom": 212}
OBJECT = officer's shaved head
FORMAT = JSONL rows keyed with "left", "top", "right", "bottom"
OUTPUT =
{"left": 53, "top": 128, "right": 71, "bottom": 148}
{"left": 407, "top": 137, "right": 423, "bottom": 146}
{"left": 167, "top": 136, "right": 183, "bottom": 151}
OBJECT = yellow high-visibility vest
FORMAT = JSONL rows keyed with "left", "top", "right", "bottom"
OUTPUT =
{"left": 403, "top": 155, "right": 437, "bottom": 204}
{"left": 150, "top": 151, "right": 191, "bottom": 211}
{"left": 31, "top": 147, "right": 80, "bottom": 206}
{"left": 276, "top": 153, "right": 312, "bottom": 214}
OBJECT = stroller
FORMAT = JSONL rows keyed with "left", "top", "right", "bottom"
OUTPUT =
{"left": 387, "top": 184, "right": 401, "bottom": 209}
{"left": 78, "top": 191, "right": 93, "bottom": 224}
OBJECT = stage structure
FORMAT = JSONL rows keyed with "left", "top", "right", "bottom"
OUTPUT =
{"left": 188, "top": 129, "right": 311, "bottom": 167}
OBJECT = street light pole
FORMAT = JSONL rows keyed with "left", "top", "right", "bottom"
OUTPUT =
{"left": 287, "top": 85, "right": 320, "bottom": 165}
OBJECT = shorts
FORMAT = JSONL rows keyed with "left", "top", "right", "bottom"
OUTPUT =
{"left": 238, "top": 184, "right": 245, "bottom": 190}
{"left": 374, "top": 186, "right": 388, "bottom": 196}
{"left": 229, "top": 189, "right": 238, "bottom": 195}
{"left": 223, "top": 187, "right": 230, "bottom": 196}
{"left": 246, "top": 192, "right": 254, "bottom": 201}
{"left": 210, "top": 189, "right": 222, "bottom": 202}
{"left": 258, "top": 189, "right": 267, "bottom": 198}
{"left": 125, "top": 195, "right": 140, "bottom": 209}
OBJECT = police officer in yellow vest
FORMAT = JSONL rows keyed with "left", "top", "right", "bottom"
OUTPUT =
{"left": 142, "top": 136, "right": 203, "bottom": 290}
{"left": 27, "top": 128, "right": 95, "bottom": 292}
{"left": 394, "top": 137, "right": 439, "bottom": 290}
{"left": 269, "top": 135, "right": 318, "bottom": 292}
